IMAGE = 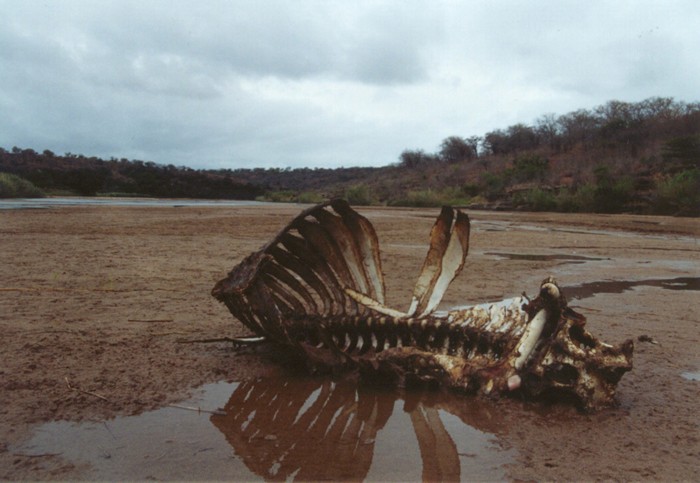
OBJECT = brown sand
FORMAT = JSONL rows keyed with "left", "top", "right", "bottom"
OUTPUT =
{"left": 1, "top": 204, "right": 698, "bottom": 480}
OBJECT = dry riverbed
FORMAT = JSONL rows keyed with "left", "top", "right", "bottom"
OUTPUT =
{"left": 1, "top": 204, "right": 698, "bottom": 480}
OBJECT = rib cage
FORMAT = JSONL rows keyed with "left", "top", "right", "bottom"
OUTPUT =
{"left": 212, "top": 200, "right": 634, "bottom": 411}
{"left": 212, "top": 199, "right": 470, "bottom": 347}
{"left": 212, "top": 200, "right": 387, "bottom": 342}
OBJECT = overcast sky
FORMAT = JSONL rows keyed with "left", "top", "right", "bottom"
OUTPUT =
{"left": 1, "top": 1, "right": 698, "bottom": 169}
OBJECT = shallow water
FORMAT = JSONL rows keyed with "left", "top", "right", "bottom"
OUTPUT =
{"left": 486, "top": 251, "right": 606, "bottom": 262}
{"left": 564, "top": 277, "right": 700, "bottom": 300}
{"left": 17, "top": 376, "right": 515, "bottom": 481}
{"left": 447, "top": 277, "right": 699, "bottom": 314}
{"left": 0, "top": 197, "right": 266, "bottom": 209}
{"left": 681, "top": 371, "right": 700, "bottom": 381}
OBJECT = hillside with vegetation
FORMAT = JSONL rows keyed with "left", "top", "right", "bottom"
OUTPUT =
{"left": 0, "top": 150, "right": 263, "bottom": 200}
{"left": 2, "top": 97, "right": 698, "bottom": 215}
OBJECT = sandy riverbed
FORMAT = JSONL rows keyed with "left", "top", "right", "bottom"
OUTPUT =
{"left": 1, "top": 204, "right": 698, "bottom": 480}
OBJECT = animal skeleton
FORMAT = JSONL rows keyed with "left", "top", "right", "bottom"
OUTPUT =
{"left": 212, "top": 200, "right": 633, "bottom": 411}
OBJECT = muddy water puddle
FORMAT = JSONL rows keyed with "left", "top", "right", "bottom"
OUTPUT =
{"left": 17, "top": 376, "right": 515, "bottom": 481}
{"left": 486, "top": 251, "right": 607, "bottom": 263}
{"left": 449, "top": 277, "right": 699, "bottom": 314}
{"left": 565, "top": 277, "right": 700, "bottom": 300}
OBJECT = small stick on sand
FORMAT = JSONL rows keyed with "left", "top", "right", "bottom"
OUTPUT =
{"left": 177, "top": 335, "right": 267, "bottom": 346}
{"left": 168, "top": 404, "right": 226, "bottom": 416}
{"left": 14, "top": 453, "right": 63, "bottom": 458}
{"left": 176, "top": 337, "right": 241, "bottom": 344}
{"left": 65, "top": 377, "right": 110, "bottom": 402}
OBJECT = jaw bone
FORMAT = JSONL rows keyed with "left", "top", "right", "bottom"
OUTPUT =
{"left": 212, "top": 200, "right": 633, "bottom": 410}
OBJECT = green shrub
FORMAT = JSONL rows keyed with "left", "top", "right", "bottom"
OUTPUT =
{"left": 0, "top": 172, "right": 45, "bottom": 198}
{"left": 461, "top": 183, "right": 480, "bottom": 197}
{"left": 257, "top": 190, "right": 293, "bottom": 202}
{"left": 554, "top": 189, "right": 581, "bottom": 212}
{"left": 256, "top": 190, "right": 326, "bottom": 204}
{"left": 524, "top": 188, "right": 557, "bottom": 211}
{"left": 344, "top": 184, "right": 375, "bottom": 205}
{"left": 654, "top": 168, "right": 700, "bottom": 214}
{"left": 575, "top": 184, "right": 597, "bottom": 212}
{"left": 512, "top": 154, "right": 549, "bottom": 182}
{"left": 296, "top": 191, "right": 325, "bottom": 204}
{"left": 479, "top": 171, "right": 510, "bottom": 200}
{"left": 390, "top": 190, "right": 444, "bottom": 207}
{"left": 589, "top": 166, "right": 634, "bottom": 213}
{"left": 389, "top": 187, "right": 471, "bottom": 208}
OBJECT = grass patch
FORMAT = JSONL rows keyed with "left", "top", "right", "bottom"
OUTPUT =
{"left": 0, "top": 172, "right": 45, "bottom": 198}
{"left": 390, "top": 187, "right": 472, "bottom": 207}
{"left": 97, "top": 192, "right": 151, "bottom": 198}
{"left": 256, "top": 190, "right": 326, "bottom": 204}
{"left": 343, "top": 184, "right": 376, "bottom": 206}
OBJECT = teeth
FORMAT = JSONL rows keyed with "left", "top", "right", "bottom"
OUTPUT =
{"left": 508, "top": 374, "right": 522, "bottom": 390}
{"left": 442, "top": 336, "right": 451, "bottom": 353}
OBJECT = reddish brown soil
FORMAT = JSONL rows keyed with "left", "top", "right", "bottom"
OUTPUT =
{"left": 1, "top": 204, "right": 698, "bottom": 480}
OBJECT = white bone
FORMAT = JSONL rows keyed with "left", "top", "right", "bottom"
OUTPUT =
{"left": 513, "top": 309, "right": 548, "bottom": 369}
{"left": 344, "top": 288, "right": 408, "bottom": 318}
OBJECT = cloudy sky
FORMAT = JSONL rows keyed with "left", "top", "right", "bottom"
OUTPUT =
{"left": 1, "top": 1, "right": 698, "bottom": 169}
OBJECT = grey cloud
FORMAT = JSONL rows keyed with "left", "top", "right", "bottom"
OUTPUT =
{"left": 67, "top": 0, "right": 436, "bottom": 85}
{"left": 0, "top": 0, "right": 698, "bottom": 169}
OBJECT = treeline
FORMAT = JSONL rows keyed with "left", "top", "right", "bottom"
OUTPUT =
{"left": 399, "top": 97, "right": 699, "bottom": 164}
{"left": 382, "top": 97, "right": 699, "bottom": 214}
{"left": 0, "top": 148, "right": 263, "bottom": 199}
{"left": 2, "top": 96, "right": 698, "bottom": 215}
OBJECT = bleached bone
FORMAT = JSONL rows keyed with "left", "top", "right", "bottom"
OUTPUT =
{"left": 513, "top": 309, "right": 547, "bottom": 370}
{"left": 407, "top": 206, "right": 470, "bottom": 317}
{"left": 212, "top": 200, "right": 633, "bottom": 411}
{"left": 345, "top": 287, "right": 408, "bottom": 318}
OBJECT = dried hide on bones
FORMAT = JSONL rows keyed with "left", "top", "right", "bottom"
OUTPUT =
{"left": 212, "top": 200, "right": 633, "bottom": 411}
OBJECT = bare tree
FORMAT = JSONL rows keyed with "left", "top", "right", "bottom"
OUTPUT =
{"left": 439, "top": 136, "right": 476, "bottom": 163}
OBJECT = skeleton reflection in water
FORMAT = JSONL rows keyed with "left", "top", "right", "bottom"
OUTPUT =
{"left": 211, "top": 378, "right": 508, "bottom": 481}
{"left": 212, "top": 200, "right": 633, "bottom": 411}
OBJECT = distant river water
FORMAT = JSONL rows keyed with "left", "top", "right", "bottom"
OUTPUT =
{"left": 0, "top": 197, "right": 268, "bottom": 209}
